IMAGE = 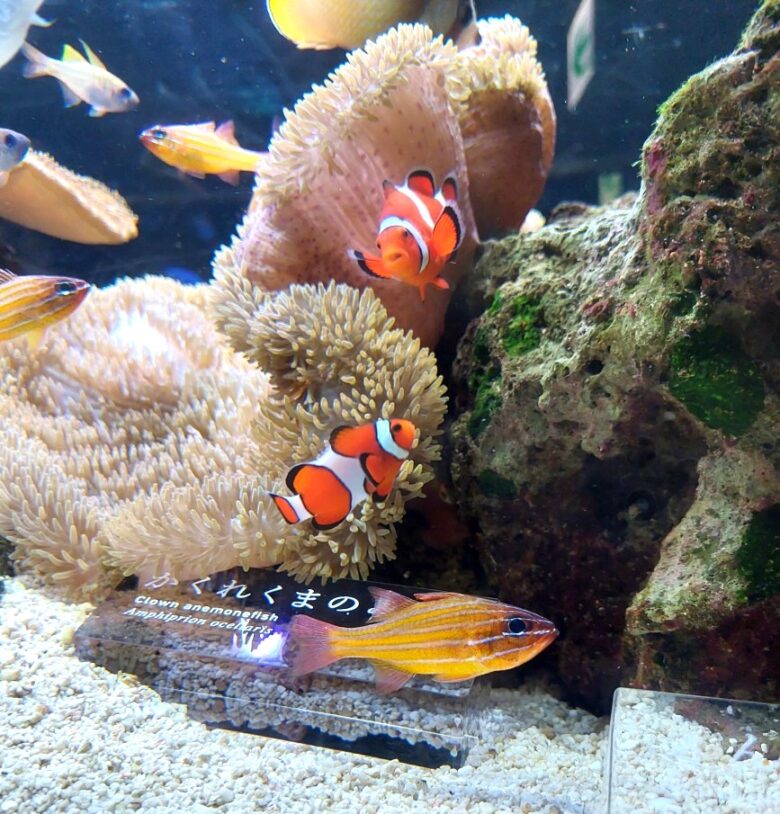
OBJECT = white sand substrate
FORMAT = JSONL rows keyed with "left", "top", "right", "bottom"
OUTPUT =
{"left": 0, "top": 576, "right": 778, "bottom": 814}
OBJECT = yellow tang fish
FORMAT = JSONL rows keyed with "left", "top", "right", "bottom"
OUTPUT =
{"left": 266, "top": 0, "right": 477, "bottom": 50}
{"left": 21, "top": 40, "right": 139, "bottom": 117}
{"left": 0, "top": 269, "right": 90, "bottom": 349}
{"left": 286, "top": 587, "right": 558, "bottom": 693}
{"left": 139, "top": 121, "right": 264, "bottom": 186}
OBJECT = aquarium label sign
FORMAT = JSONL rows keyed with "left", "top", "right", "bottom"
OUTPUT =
{"left": 567, "top": 0, "right": 595, "bottom": 111}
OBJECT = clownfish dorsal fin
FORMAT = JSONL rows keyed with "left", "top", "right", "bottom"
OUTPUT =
{"left": 79, "top": 40, "right": 106, "bottom": 69}
{"left": 406, "top": 168, "right": 435, "bottom": 197}
{"left": 62, "top": 44, "right": 87, "bottom": 63}
{"left": 367, "top": 587, "right": 417, "bottom": 622}
{"left": 382, "top": 179, "right": 396, "bottom": 199}
{"left": 0, "top": 269, "right": 17, "bottom": 284}
{"left": 215, "top": 120, "right": 238, "bottom": 145}
{"left": 440, "top": 175, "right": 458, "bottom": 202}
{"left": 430, "top": 205, "right": 462, "bottom": 258}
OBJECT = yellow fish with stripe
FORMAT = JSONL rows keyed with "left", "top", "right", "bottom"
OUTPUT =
{"left": 286, "top": 587, "right": 558, "bottom": 693}
{"left": 21, "top": 40, "right": 139, "bottom": 117}
{"left": 266, "top": 0, "right": 477, "bottom": 51}
{"left": 139, "top": 121, "right": 264, "bottom": 186}
{"left": 0, "top": 269, "right": 90, "bottom": 349}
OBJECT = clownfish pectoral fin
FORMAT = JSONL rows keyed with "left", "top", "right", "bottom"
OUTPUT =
{"left": 271, "top": 493, "right": 301, "bottom": 524}
{"left": 382, "top": 179, "right": 396, "bottom": 198}
{"left": 217, "top": 169, "right": 240, "bottom": 186}
{"left": 371, "top": 661, "right": 414, "bottom": 694}
{"left": 432, "top": 276, "right": 450, "bottom": 291}
{"left": 349, "top": 250, "right": 393, "bottom": 280}
{"left": 440, "top": 175, "right": 458, "bottom": 203}
{"left": 406, "top": 169, "right": 435, "bottom": 197}
{"left": 359, "top": 452, "right": 382, "bottom": 487}
{"left": 430, "top": 205, "right": 462, "bottom": 258}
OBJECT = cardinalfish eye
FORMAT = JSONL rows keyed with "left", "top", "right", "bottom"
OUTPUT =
{"left": 55, "top": 281, "right": 79, "bottom": 296}
{"left": 4, "top": 133, "right": 17, "bottom": 148}
{"left": 119, "top": 87, "right": 133, "bottom": 99}
{"left": 151, "top": 128, "right": 167, "bottom": 141}
{"left": 506, "top": 617, "right": 528, "bottom": 636}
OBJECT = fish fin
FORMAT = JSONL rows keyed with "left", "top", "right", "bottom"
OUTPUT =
{"left": 88, "top": 106, "right": 106, "bottom": 117}
{"left": 448, "top": 248, "right": 459, "bottom": 264}
{"left": 367, "top": 587, "right": 416, "bottom": 622}
{"left": 79, "top": 40, "right": 106, "bottom": 70}
{"left": 285, "top": 463, "right": 306, "bottom": 492}
{"left": 432, "top": 672, "right": 475, "bottom": 684}
{"left": 412, "top": 591, "right": 460, "bottom": 602}
{"left": 0, "top": 269, "right": 17, "bottom": 283}
{"left": 217, "top": 170, "right": 240, "bottom": 186}
{"left": 31, "top": 13, "right": 53, "bottom": 28}
{"left": 406, "top": 169, "right": 435, "bottom": 197}
{"left": 371, "top": 662, "right": 413, "bottom": 694}
{"left": 25, "top": 327, "right": 45, "bottom": 352}
{"left": 183, "top": 169, "right": 206, "bottom": 179}
{"left": 62, "top": 44, "right": 87, "bottom": 63}
{"left": 382, "top": 179, "right": 396, "bottom": 198}
{"left": 432, "top": 276, "right": 450, "bottom": 291}
{"left": 329, "top": 424, "right": 373, "bottom": 458}
{"left": 191, "top": 122, "right": 216, "bottom": 131}
{"left": 287, "top": 615, "right": 339, "bottom": 676}
{"left": 60, "top": 84, "right": 82, "bottom": 108}
{"left": 430, "top": 205, "right": 462, "bottom": 258}
{"left": 270, "top": 493, "right": 301, "bottom": 525}
{"left": 440, "top": 175, "right": 458, "bottom": 202}
{"left": 215, "top": 120, "right": 238, "bottom": 145}
{"left": 21, "top": 42, "right": 49, "bottom": 77}
{"left": 359, "top": 452, "right": 381, "bottom": 487}
{"left": 349, "top": 250, "right": 392, "bottom": 280}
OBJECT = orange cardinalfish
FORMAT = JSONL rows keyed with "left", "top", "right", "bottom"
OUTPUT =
{"left": 349, "top": 168, "right": 463, "bottom": 301}
{"left": 287, "top": 588, "right": 559, "bottom": 694}
{"left": 271, "top": 418, "right": 416, "bottom": 531}
{"left": 0, "top": 269, "right": 90, "bottom": 349}
{"left": 139, "top": 121, "right": 264, "bottom": 186}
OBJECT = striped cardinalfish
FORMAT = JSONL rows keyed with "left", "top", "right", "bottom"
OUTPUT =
{"left": 0, "top": 269, "right": 90, "bottom": 349}
{"left": 286, "top": 587, "right": 558, "bottom": 693}
{"left": 139, "top": 121, "right": 264, "bottom": 186}
{"left": 271, "top": 418, "right": 416, "bottom": 531}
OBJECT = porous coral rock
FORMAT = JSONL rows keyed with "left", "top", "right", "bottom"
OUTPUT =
{"left": 214, "top": 17, "right": 554, "bottom": 349}
{"left": 448, "top": 1, "right": 780, "bottom": 712}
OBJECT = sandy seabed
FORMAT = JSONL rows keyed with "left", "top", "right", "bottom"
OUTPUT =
{"left": 0, "top": 576, "right": 777, "bottom": 814}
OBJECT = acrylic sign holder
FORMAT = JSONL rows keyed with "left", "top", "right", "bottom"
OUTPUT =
{"left": 75, "top": 569, "right": 487, "bottom": 768}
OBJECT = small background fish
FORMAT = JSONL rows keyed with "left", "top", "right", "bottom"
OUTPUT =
{"left": 0, "top": 0, "right": 50, "bottom": 69}
{"left": 0, "top": 127, "right": 29, "bottom": 183}
{"left": 0, "top": 268, "right": 90, "bottom": 348}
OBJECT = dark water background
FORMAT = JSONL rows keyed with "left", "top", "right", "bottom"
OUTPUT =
{"left": 0, "top": 0, "right": 758, "bottom": 286}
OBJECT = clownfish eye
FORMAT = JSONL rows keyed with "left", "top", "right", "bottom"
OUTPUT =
{"left": 506, "top": 617, "right": 528, "bottom": 635}
{"left": 55, "top": 281, "right": 78, "bottom": 296}
{"left": 391, "top": 422, "right": 402, "bottom": 433}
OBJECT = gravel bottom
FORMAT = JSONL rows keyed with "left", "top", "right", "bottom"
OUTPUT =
{"left": 1, "top": 576, "right": 777, "bottom": 814}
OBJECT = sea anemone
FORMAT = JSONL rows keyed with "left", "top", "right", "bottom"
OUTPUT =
{"left": 0, "top": 149, "right": 138, "bottom": 244}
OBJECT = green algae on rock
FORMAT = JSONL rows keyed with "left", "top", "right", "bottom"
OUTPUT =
{"left": 448, "top": 1, "right": 780, "bottom": 711}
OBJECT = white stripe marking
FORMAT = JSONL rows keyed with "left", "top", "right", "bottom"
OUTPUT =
{"left": 398, "top": 185, "right": 436, "bottom": 230}
{"left": 376, "top": 419, "right": 410, "bottom": 461}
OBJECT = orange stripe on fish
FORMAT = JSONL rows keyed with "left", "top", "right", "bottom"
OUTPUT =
{"left": 270, "top": 418, "right": 416, "bottom": 531}
{"left": 349, "top": 168, "right": 463, "bottom": 301}
{"left": 286, "top": 588, "right": 558, "bottom": 693}
{"left": 0, "top": 269, "right": 90, "bottom": 349}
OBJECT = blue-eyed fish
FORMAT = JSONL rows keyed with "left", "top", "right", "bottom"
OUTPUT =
{"left": 0, "top": 128, "right": 30, "bottom": 186}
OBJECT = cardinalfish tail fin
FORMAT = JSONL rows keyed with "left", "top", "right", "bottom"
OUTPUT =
{"left": 270, "top": 492, "right": 310, "bottom": 525}
{"left": 21, "top": 43, "right": 50, "bottom": 78}
{"left": 287, "top": 615, "right": 340, "bottom": 676}
{"left": 348, "top": 249, "right": 393, "bottom": 281}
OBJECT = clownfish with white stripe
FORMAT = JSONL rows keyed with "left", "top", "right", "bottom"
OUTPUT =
{"left": 349, "top": 169, "right": 463, "bottom": 301}
{"left": 270, "top": 418, "right": 416, "bottom": 531}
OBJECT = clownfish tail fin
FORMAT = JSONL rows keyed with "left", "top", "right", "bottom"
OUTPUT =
{"left": 270, "top": 493, "right": 309, "bottom": 525}
{"left": 349, "top": 249, "right": 392, "bottom": 280}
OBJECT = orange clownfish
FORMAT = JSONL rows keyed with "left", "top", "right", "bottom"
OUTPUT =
{"left": 271, "top": 418, "right": 416, "bottom": 531}
{"left": 349, "top": 169, "right": 463, "bottom": 301}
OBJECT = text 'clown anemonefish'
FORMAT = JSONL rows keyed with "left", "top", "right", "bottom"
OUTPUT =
{"left": 270, "top": 418, "right": 417, "bottom": 531}
{"left": 349, "top": 169, "right": 463, "bottom": 301}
